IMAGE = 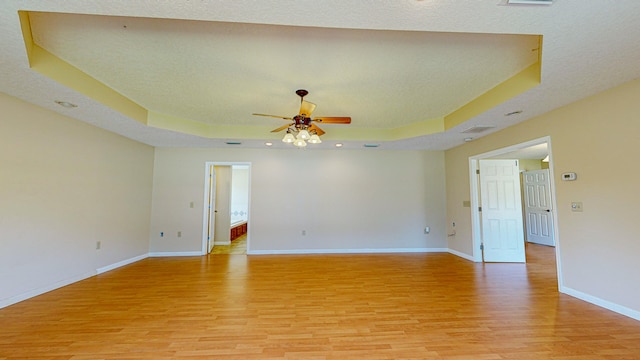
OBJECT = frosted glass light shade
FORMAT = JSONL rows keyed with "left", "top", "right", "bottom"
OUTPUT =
{"left": 282, "top": 133, "right": 295, "bottom": 143}
{"left": 293, "top": 138, "right": 307, "bottom": 147}
{"left": 308, "top": 134, "right": 322, "bottom": 144}
{"left": 297, "top": 129, "right": 310, "bottom": 140}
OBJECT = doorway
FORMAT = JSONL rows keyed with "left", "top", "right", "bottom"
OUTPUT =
{"left": 468, "top": 137, "right": 562, "bottom": 280}
{"left": 202, "top": 162, "right": 251, "bottom": 255}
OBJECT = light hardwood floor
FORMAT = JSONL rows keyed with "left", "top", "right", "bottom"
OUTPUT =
{"left": 1, "top": 244, "right": 639, "bottom": 359}
{"left": 210, "top": 234, "right": 247, "bottom": 255}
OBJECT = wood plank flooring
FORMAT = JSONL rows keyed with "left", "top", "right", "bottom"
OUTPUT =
{"left": 1, "top": 244, "right": 639, "bottom": 359}
{"left": 210, "top": 234, "right": 247, "bottom": 255}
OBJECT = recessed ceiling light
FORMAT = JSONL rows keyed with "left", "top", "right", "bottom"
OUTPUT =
{"left": 505, "top": 110, "right": 523, "bottom": 116}
{"left": 265, "top": 142, "right": 273, "bottom": 146}
{"left": 335, "top": 143, "right": 343, "bottom": 148}
{"left": 54, "top": 100, "right": 77, "bottom": 108}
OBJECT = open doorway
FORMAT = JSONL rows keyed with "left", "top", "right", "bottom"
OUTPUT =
{"left": 468, "top": 137, "right": 562, "bottom": 279}
{"left": 202, "top": 162, "right": 251, "bottom": 255}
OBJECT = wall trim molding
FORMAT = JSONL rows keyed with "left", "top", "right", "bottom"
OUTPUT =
{"left": 96, "top": 253, "right": 149, "bottom": 274}
{"left": 0, "top": 271, "right": 95, "bottom": 309}
{"left": 560, "top": 286, "right": 640, "bottom": 321}
{"left": 447, "top": 248, "right": 476, "bottom": 262}
{"left": 248, "top": 248, "right": 449, "bottom": 255}
{"left": 148, "top": 251, "right": 203, "bottom": 257}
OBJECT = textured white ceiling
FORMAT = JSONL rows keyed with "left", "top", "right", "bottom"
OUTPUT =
{"left": 2, "top": 1, "right": 640, "bottom": 150}
{"left": 28, "top": 12, "right": 538, "bottom": 128}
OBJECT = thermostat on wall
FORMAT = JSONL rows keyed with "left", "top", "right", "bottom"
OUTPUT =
{"left": 561, "top": 172, "right": 577, "bottom": 181}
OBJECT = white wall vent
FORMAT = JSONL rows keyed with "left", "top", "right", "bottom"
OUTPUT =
{"left": 461, "top": 125, "right": 496, "bottom": 134}
{"left": 507, "top": 0, "right": 553, "bottom": 5}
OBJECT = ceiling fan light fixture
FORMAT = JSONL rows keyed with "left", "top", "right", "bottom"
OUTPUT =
{"left": 308, "top": 134, "right": 322, "bottom": 144}
{"left": 254, "top": 90, "right": 351, "bottom": 148}
{"left": 293, "top": 138, "right": 307, "bottom": 147}
{"left": 297, "top": 129, "right": 310, "bottom": 140}
{"left": 282, "top": 133, "right": 295, "bottom": 143}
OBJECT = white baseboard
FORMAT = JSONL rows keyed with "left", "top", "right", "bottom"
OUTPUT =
{"left": 560, "top": 286, "right": 640, "bottom": 321}
{"left": 96, "top": 253, "right": 148, "bottom": 274}
{"left": 248, "top": 248, "right": 449, "bottom": 255}
{"left": 447, "top": 248, "right": 476, "bottom": 262}
{"left": 0, "top": 271, "right": 95, "bottom": 309}
{"left": 148, "top": 251, "right": 203, "bottom": 257}
{"left": 214, "top": 241, "right": 231, "bottom": 246}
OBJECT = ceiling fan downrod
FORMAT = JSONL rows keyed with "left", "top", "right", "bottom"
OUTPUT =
{"left": 295, "top": 89, "right": 309, "bottom": 99}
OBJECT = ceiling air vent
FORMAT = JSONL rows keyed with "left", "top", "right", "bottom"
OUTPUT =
{"left": 507, "top": 0, "right": 553, "bottom": 5}
{"left": 461, "top": 125, "right": 496, "bottom": 134}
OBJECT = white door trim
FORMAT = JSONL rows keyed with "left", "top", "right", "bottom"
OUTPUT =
{"left": 202, "top": 161, "right": 252, "bottom": 255}
{"left": 468, "top": 137, "right": 563, "bottom": 287}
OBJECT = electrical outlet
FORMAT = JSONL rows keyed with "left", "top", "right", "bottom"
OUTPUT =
{"left": 571, "top": 202, "right": 583, "bottom": 212}
{"left": 160, "top": 232, "right": 164, "bottom": 237}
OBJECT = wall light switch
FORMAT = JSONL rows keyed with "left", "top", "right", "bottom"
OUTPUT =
{"left": 424, "top": 227, "right": 430, "bottom": 234}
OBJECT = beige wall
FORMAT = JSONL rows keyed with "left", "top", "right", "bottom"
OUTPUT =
{"left": 445, "top": 78, "right": 640, "bottom": 315}
{"left": 0, "top": 93, "right": 154, "bottom": 307}
{"left": 519, "top": 159, "right": 543, "bottom": 171}
{"left": 150, "top": 148, "right": 447, "bottom": 254}
{"left": 231, "top": 166, "right": 250, "bottom": 223}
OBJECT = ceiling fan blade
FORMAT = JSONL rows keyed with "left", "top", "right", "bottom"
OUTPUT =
{"left": 253, "top": 113, "right": 293, "bottom": 120}
{"left": 308, "top": 123, "right": 325, "bottom": 136}
{"left": 313, "top": 117, "right": 351, "bottom": 124}
{"left": 271, "top": 123, "right": 293, "bottom": 133}
{"left": 299, "top": 100, "right": 316, "bottom": 117}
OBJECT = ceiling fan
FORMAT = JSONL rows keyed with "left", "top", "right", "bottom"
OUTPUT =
{"left": 253, "top": 89, "right": 351, "bottom": 147}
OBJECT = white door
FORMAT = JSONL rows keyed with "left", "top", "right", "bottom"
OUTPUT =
{"left": 206, "top": 165, "right": 216, "bottom": 252}
{"left": 523, "top": 169, "right": 555, "bottom": 246}
{"left": 480, "top": 159, "right": 526, "bottom": 262}
{"left": 213, "top": 166, "right": 232, "bottom": 245}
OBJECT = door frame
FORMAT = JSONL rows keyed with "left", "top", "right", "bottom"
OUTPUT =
{"left": 201, "top": 161, "right": 252, "bottom": 254}
{"left": 468, "top": 136, "right": 563, "bottom": 285}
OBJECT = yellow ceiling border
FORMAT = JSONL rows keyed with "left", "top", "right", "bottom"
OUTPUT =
{"left": 18, "top": 11, "right": 148, "bottom": 125}
{"left": 19, "top": 11, "right": 542, "bottom": 142}
{"left": 444, "top": 36, "right": 543, "bottom": 130}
